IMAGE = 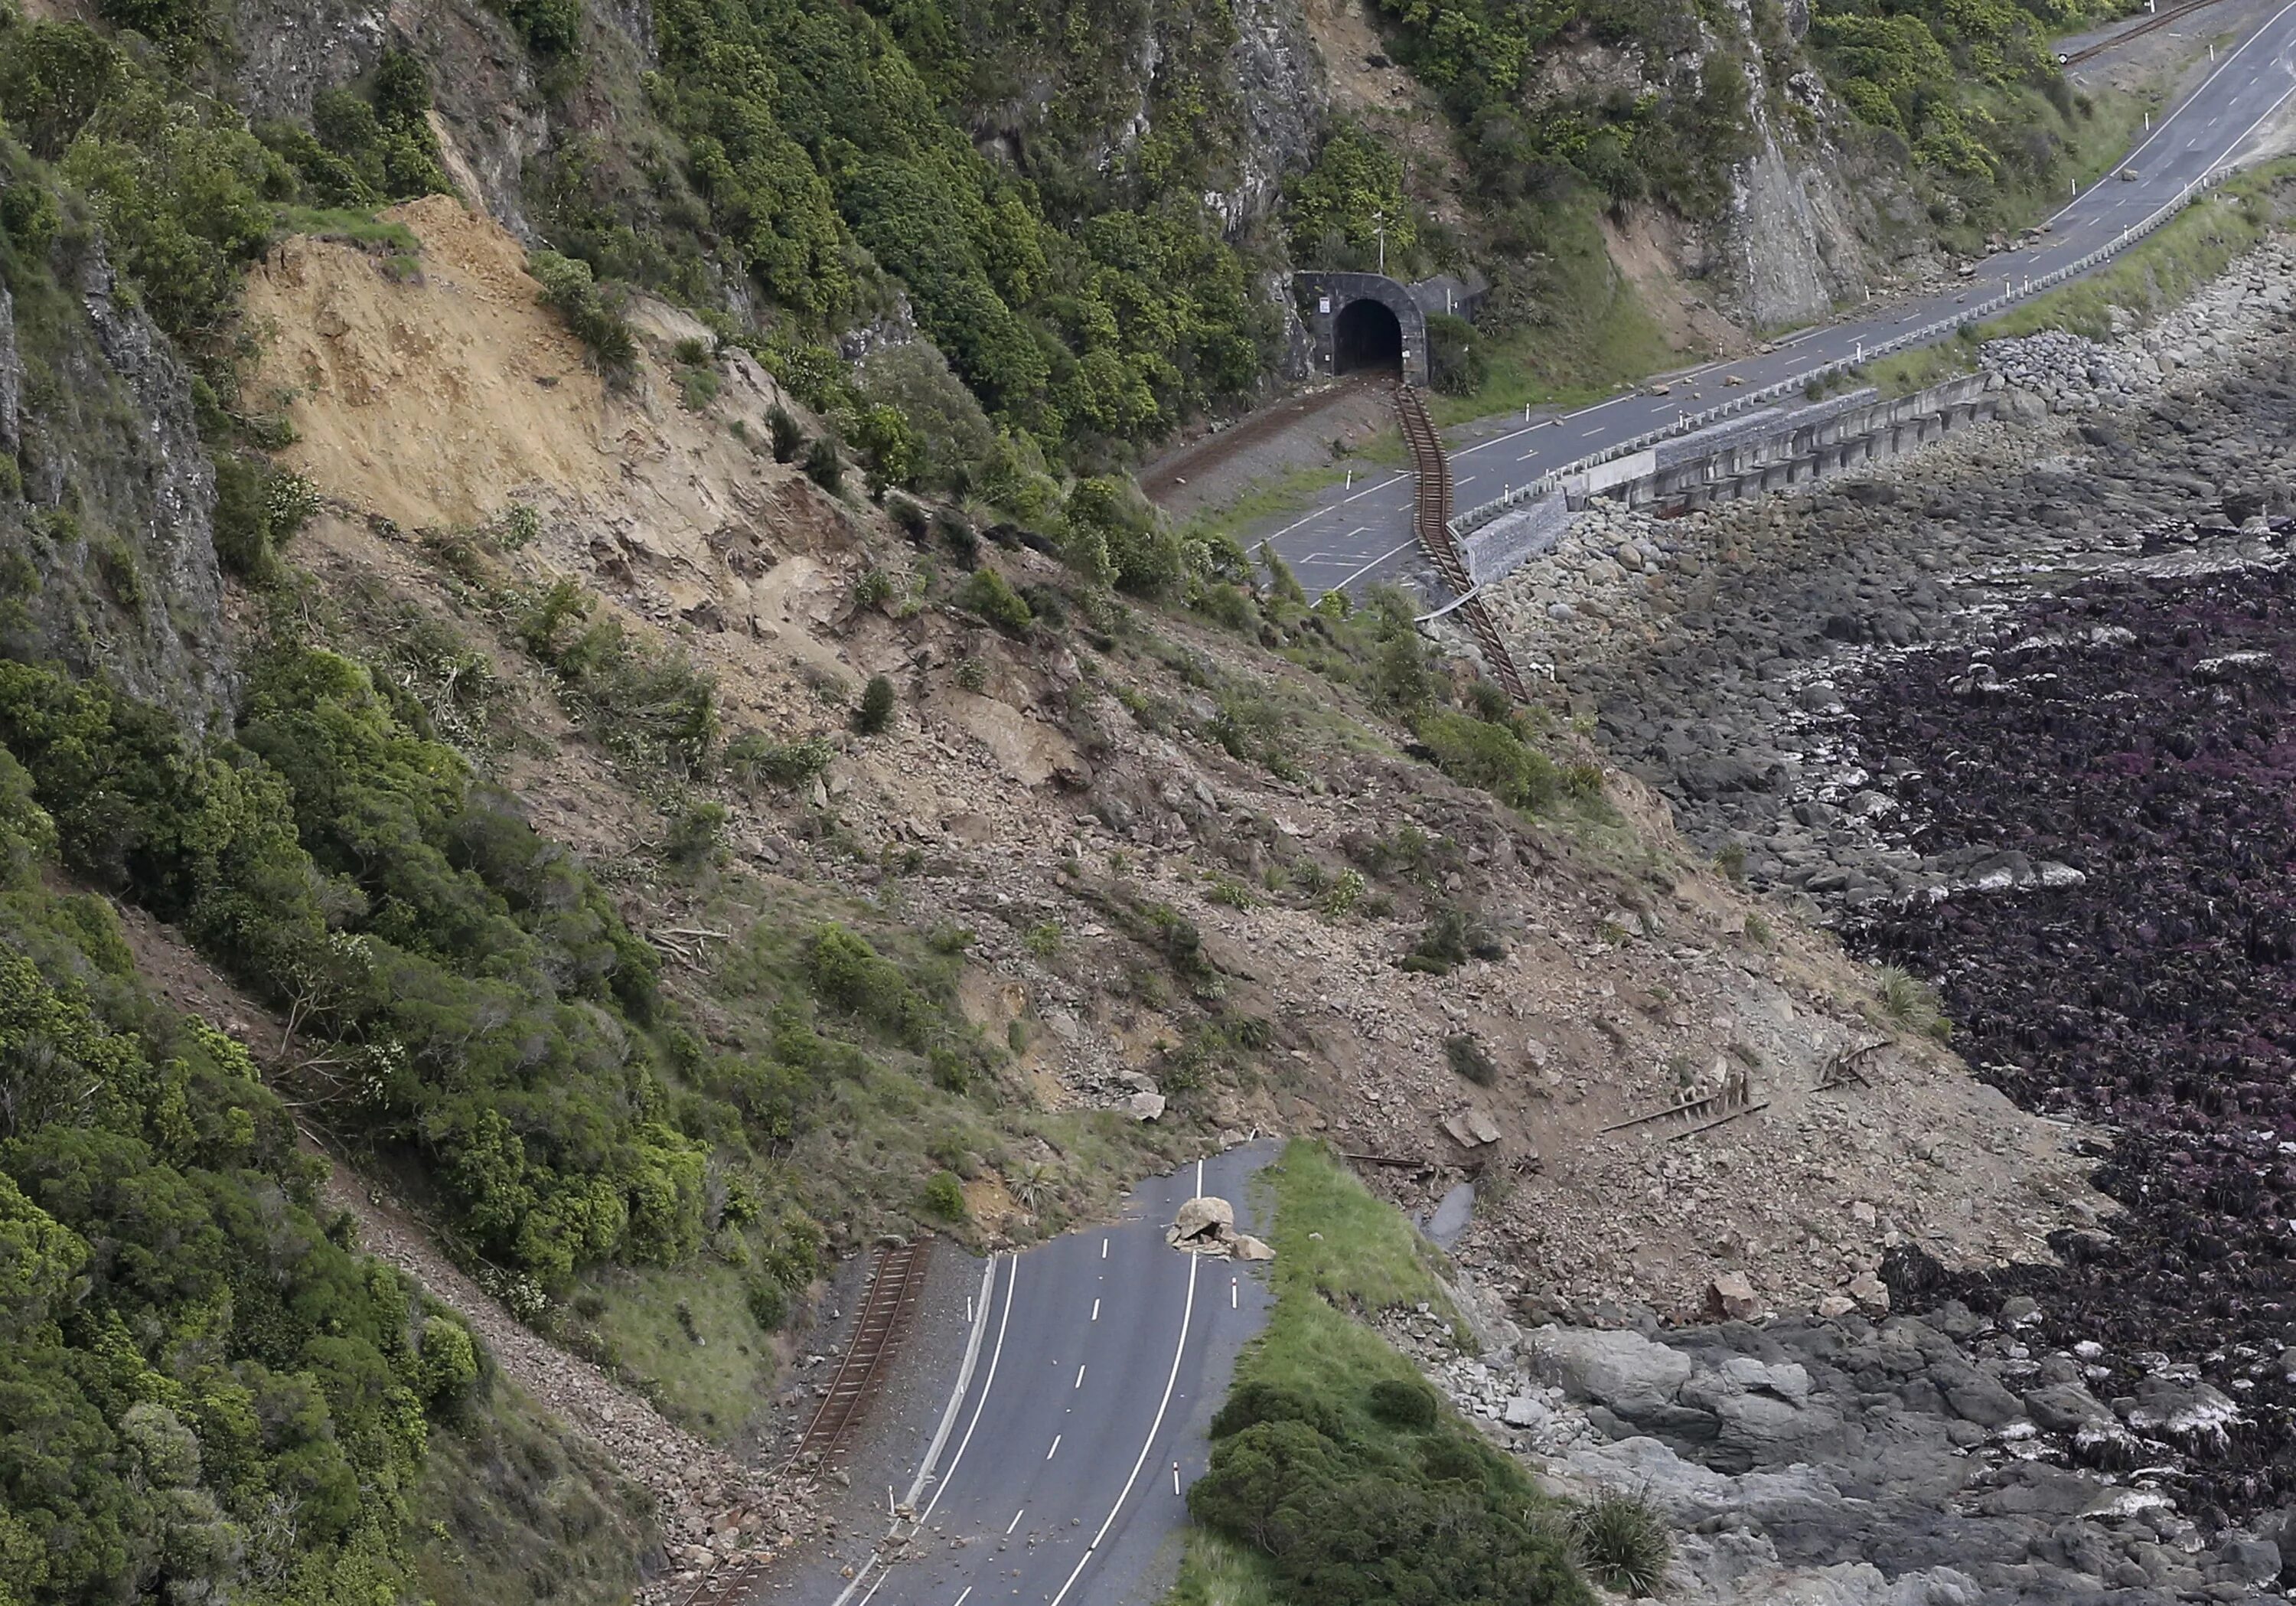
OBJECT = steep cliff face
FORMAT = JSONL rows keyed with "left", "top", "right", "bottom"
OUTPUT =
{"left": 229, "top": 0, "right": 551, "bottom": 236}
{"left": 1700, "top": 0, "right": 1938, "bottom": 330}
{"left": 1, "top": 225, "right": 231, "bottom": 730}
{"left": 1221, "top": 0, "right": 1329, "bottom": 235}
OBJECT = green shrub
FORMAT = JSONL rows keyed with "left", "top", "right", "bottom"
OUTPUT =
{"left": 722, "top": 731, "right": 833, "bottom": 791}
{"left": 1403, "top": 904, "right": 1504, "bottom": 975}
{"left": 0, "top": 21, "right": 121, "bottom": 161}
{"left": 855, "top": 673, "right": 895, "bottom": 735}
{"left": 1211, "top": 1379, "right": 1350, "bottom": 1442}
{"left": 0, "top": 178, "right": 62, "bottom": 253}
{"left": 1570, "top": 1492, "right": 1672, "bottom": 1596}
{"left": 96, "top": 0, "right": 207, "bottom": 41}
{"left": 498, "top": 0, "right": 582, "bottom": 56}
{"left": 517, "top": 579, "right": 717, "bottom": 772}
{"left": 921, "top": 1169, "right": 967, "bottom": 1220}
{"left": 745, "top": 1276, "right": 788, "bottom": 1331}
{"left": 1417, "top": 711, "right": 1561, "bottom": 812}
{"left": 660, "top": 799, "right": 726, "bottom": 867}
{"left": 0, "top": 654, "right": 739, "bottom": 1291}
{"left": 766, "top": 405, "right": 806, "bottom": 463}
{"left": 528, "top": 249, "right": 635, "bottom": 376}
{"left": 804, "top": 436, "right": 844, "bottom": 494}
{"left": 1366, "top": 1376, "right": 1440, "bottom": 1429}
{"left": 1444, "top": 1033, "right": 1498, "bottom": 1087}
{"left": 1426, "top": 312, "right": 1486, "bottom": 396}
{"left": 957, "top": 566, "right": 1033, "bottom": 635}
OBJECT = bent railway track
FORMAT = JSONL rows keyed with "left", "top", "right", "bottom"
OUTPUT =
{"left": 1396, "top": 384, "right": 1530, "bottom": 700}
{"left": 794, "top": 1236, "right": 934, "bottom": 1466}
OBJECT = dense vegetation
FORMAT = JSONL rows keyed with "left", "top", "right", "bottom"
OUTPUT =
{"left": 611, "top": 0, "right": 1278, "bottom": 462}
{"left": 1809, "top": 0, "right": 2134, "bottom": 240}
{"left": 1184, "top": 1143, "right": 1596, "bottom": 1606}
{"left": 0, "top": 751, "right": 482, "bottom": 1606}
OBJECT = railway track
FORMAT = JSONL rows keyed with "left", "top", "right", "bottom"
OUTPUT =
{"left": 676, "top": 1554, "right": 774, "bottom": 1606}
{"left": 794, "top": 1236, "right": 933, "bottom": 1466}
{"left": 2063, "top": 0, "right": 2229, "bottom": 66}
{"left": 1395, "top": 384, "right": 1530, "bottom": 700}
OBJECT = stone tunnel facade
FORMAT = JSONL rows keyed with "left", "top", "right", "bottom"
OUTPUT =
{"left": 1295, "top": 271, "right": 1429, "bottom": 387}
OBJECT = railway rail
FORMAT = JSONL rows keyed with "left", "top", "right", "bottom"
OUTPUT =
{"left": 2063, "top": 0, "right": 2230, "bottom": 66}
{"left": 795, "top": 1236, "right": 934, "bottom": 1465}
{"left": 1396, "top": 384, "right": 1530, "bottom": 700}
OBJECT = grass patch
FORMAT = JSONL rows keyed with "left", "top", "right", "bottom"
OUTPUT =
{"left": 1979, "top": 161, "right": 2296, "bottom": 341}
{"left": 1867, "top": 332, "right": 1982, "bottom": 396}
{"left": 1428, "top": 197, "right": 1678, "bottom": 429}
{"left": 1260, "top": 1139, "right": 1455, "bottom": 1319}
{"left": 567, "top": 1257, "right": 780, "bottom": 1442}
{"left": 409, "top": 1374, "right": 650, "bottom": 1606}
{"left": 1195, "top": 460, "right": 1356, "bottom": 549}
{"left": 274, "top": 204, "right": 422, "bottom": 254}
{"left": 1164, "top": 1529, "right": 1285, "bottom": 1606}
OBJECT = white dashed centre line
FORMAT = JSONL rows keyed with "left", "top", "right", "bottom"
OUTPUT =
{"left": 1074, "top": 1365, "right": 1086, "bottom": 1389}
{"left": 1045, "top": 1435, "right": 1062, "bottom": 1461}
{"left": 1006, "top": 1509, "right": 1026, "bottom": 1536}
{"left": 1091, "top": 1298, "right": 1101, "bottom": 1321}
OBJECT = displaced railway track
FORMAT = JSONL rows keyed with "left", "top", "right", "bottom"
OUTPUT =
{"left": 795, "top": 1236, "right": 934, "bottom": 1465}
{"left": 1397, "top": 384, "right": 1530, "bottom": 699}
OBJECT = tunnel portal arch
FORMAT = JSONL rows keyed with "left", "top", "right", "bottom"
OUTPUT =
{"left": 1296, "top": 271, "right": 1428, "bottom": 387}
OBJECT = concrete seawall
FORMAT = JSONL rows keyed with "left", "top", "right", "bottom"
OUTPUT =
{"left": 1569, "top": 373, "right": 2004, "bottom": 514}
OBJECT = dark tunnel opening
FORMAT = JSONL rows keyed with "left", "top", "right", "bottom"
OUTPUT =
{"left": 1333, "top": 297, "right": 1403, "bottom": 375}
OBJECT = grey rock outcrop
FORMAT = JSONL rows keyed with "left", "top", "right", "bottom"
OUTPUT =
{"left": 5, "top": 233, "right": 231, "bottom": 730}
{"left": 1393, "top": 1300, "right": 2285, "bottom": 1604}
{"left": 1221, "top": 0, "right": 1325, "bottom": 237}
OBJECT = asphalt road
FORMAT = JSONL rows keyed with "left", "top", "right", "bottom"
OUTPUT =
{"left": 825, "top": 1144, "right": 1277, "bottom": 1606}
{"left": 1254, "top": 0, "right": 2296, "bottom": 598}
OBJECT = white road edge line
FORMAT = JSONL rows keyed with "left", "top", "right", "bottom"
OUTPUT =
{"left": 1322, "top": 537, "right": 1418, "bottom": 593}
{"left": 1045, "top": 1231, "right": 1204, "bottom": 1606}
{"left": 901, "top": 1256, "right": 1000, "bottom": 1510}
{"left": 1256, "top": 472, "right": 1410, "bottom": 541}
{"left": 917, "top": 1251, "right": 1019, "bottom": 1526}
{"left": 827, "top": 1558, "right": 877, "bottom": 1606}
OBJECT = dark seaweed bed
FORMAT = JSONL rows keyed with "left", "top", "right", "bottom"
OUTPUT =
{"left": 1844, "top": 561, "right": 2296, "bottom": 1522}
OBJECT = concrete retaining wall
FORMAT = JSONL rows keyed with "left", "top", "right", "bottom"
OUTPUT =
{"left": 1461, "top": 488, "right": 1572, "bottom": 586}
{"left": 1566, "top": 373, "right": 2002, "bottom": 513}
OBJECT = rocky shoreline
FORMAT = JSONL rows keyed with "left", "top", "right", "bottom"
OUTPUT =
{"left": 1458, "top": 232, "right": 2296, "bottom": 1594}
{"left": 1392, "top": 1278, "right": 2288, "bottom": 1603}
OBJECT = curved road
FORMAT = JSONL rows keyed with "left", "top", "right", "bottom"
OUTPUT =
{"left": 1258, "top": 0, "right": 2296, "bottom": 596}
{"left": 823, "top": 1144, "right": 1276, "bottom": 1606}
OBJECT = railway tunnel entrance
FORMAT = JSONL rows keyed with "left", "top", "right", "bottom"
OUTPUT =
{"left": 1333, "top": 296, "right": 1403, "bottom": 374}
{"left": 1296, "top": 270, "right": 1429, "bottom": 387}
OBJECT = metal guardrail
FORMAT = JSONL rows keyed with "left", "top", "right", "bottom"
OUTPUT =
{"left": 1446, "top": 165, "right": 2239, "bottom": 540}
